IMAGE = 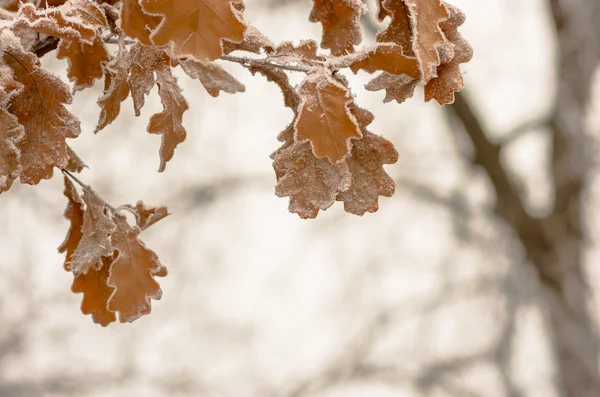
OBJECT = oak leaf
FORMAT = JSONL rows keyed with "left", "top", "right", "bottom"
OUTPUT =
{"left": 365, "top": 73, "right": 419, "bottom": 103}
{"left": 295, "top": 75, "right": 361, "bottom": 163}
{"left": 129, "top": 44, "right": 170, "bottom": 116}
{"left": 65, "top": 146, "right": 86, "bottom": 173}
{"left": 107, "top": 214, "right": 167, "bottom": 323}
{"left": 140, "top": 0, "right": 247, "bottom": 62}
{"left": 58, "top": 177, "right": 85, "bottom": 271}
{"left": 147, "top": 69, "right": 189, "bottom": 172}
{"left": 181, "top": 59, "right": 245, "bottom": 98}
{"left": 223, "top": 25, "right": 274, "bottom": 55}
{"left": 309, "top": 0, "right": 365, "bottom": 56}
{"left": 122, "top": 200, "right": 169, "bottom": 231}
{"left": 96, "top": 59, "right": 130, "bottom": 132}
{"left": 376, "top": 0, "right": 414, "bottom": 54}
{"left": 349, "top": 44, "right": 420, "bottom": 77}
{"left": 3, "top": 36, "right": 80, "bottom": 184}
{"left": 424, "top": 2, "right": 473, "bottom": 104}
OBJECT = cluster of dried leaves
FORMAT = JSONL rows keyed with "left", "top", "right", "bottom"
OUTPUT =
{"left": 0, "top": 0, "right": 471, "bottom": 325}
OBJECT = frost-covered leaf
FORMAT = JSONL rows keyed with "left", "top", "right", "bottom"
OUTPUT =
{"left": 0, "top": 106, "right": 24, "bottom": 193}
{"left": 309, "top": 0, "right": 366, "bottom": 56}
{"left": 72, "top": 255, "right": 117, "bottom": 327}
{"left": 295, "top": 75, "right": 361, "bottom": 163}
{"left": 349, "top": 43, "right": 420, "bottom": 76}
{"left": 107, "top": 214, "right": 167, "bottom": 323}
{"left": 96, "top": 58, "right": 130, "bottom": 132}
{"left": 65, "top": 146, "right": 86, "bottom": 173}
{"left": 273, "top": 40, "right": 324, "bottom": 63}
{"left": 140, "top": 0, "right": 247, "bottom": 62}
{"left": 129, "top": 44, "right": 170, "bottom": 116}
{"left": 336, "top": 105, "right": 398, "bottom": 215}
{"left": 122, "top": 200, "right": 169, "bottom": 231}
{"left": 424, "top": 2, "right": 473, "bottom": 104}
{"left": 365, "top": 72, "right": 419, "bottom": 103}
{"left": 70, "top": 187, "right": 116, "bottom": 276}
{"left": 274, "top": 141, "right": 351, "bottom": 219}
{"left": 14, "top": 0, "right": 106, "bottom": 44}
{"left": 57, "top": 35, "right": 109, "bottom": 91}
{"left": 181, "top": 59, "right": 245, "bottom": 97}
{"left": 2, "top": 33, "right": 80, "bottom": 184}
{"left": 248, "top": 64, "right": 300, "bottom": 112}
{"left": 120, "top": 0, "right": 161, "bottom": 46}
{"left": 376, "top": 0, "right": 414, "bottom": 54}
{"left": 147, "top": 69, "right": 188, "bottom": 172}
{"left": 58, "top": 176, "right": 84, "bottom": 271}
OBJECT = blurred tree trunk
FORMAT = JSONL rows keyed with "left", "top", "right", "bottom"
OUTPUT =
{"left": 451, "top": 1, "right": 600, "bottom": 395}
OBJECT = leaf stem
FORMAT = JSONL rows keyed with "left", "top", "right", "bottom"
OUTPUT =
{"left": 221, "top": 54, "right": 313, "bottom": 73}
{"left": 61, "top": 169, "right": 118, "bottom": 213}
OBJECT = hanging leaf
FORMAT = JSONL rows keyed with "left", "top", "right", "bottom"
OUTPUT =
{"left": 140, "top": 0, "right": 247, "bottom": 62}
{"left": 181, "top": 59, "right": 246, "bottom": 97}
{"left": 122, "top": 200, "right": 169, "bottom": 231}
{"left": 365, "top": 73, "right": 419, "bottom": 103}
{"left": 72, "top": 255, "right": 117, "bottom": 327}
{"left": 129, "top": 44, "right": 170, "bottom": 116}
{"left": 2, "top": 32, "right": 80, "bottom": 184}
{"left": 349, "top": 43, "right": 420, "bottom": 76}
{"left": 96, "top": 58, "right": 131, "bottom": 132}
{"left": 147, "top": 69, "right": 189, "bottom": 172}
{"left": 120, "top": 0, "right": 161, "bottom": 46}
{"left": 309, "top": 0, "right": 365, "bottom": 56}
{"left": 107, "top": 214, "right": 167, "bottom": 323}
{"left": 58, "top": 177, "right": 85, "bottom": 271}
{"left": 57, "top": 36, "right": 109, "bottom": 91}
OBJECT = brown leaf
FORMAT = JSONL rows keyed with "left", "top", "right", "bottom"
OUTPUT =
{"left": 349, "top": 44, "right": 420, "bottom": 77}
{"left": 337, "top": 132, "right": 398, "bottom": 215}
{"left": 274, "top": 141, "right": 351, "bottom": 219}
{"left": 122, "top": 200, "right": 169, "bottom": 231}
{"left": 3, "top": 35, "right": 80, "bottom": 184}
{"left": 424, "top": 2, "right": 473, "bottom": 104}
{"left": 376, "top": 0, "right": 414, "bottom": 55}
{"left": 14, "top": 1, "right": 105, "bottom": 44}
{"left": 365, "top": 72, "right": 419, "bottom": 103}
{"left": 249, "top": 64, "right": 300, "bottom": 112}
{"left": 58, "top": 176, "right": 84, "bottom": 271}
{"left": 107, "top": 214, "right": 166, "bottom": 323}
{"left": 120, "top": 0, "right": 161, "bottom": 46}
{"left": 147, "top": 69, "right": 189, "bottom": 172}
{"left": 129, "top": 44, "right": 170, "bottom": 116}
{"left": 141, "top": 0, "right": 247, "bottom": 62}
{"left": 0, "top": 106, "right": 23, "bottom": 193}
{"left": 71, "top": 255, "right": 117, "bottom": 327}
{"left": 57, "top": 35, "right": 109, "bottom": 91}
{"left": 96, "top": 58, "right": 130, "bottom": 132}
{"left": 70, "top": 187, "right": 116, "bottom": 276}
{"left": 295, "top": 75, "right": 362, "bottom": 163}
{"left": 181, "top": 59, "right": 245, "bottom": 97}
{"left": 309, "top": 0, "right": 365, "bottom": 56}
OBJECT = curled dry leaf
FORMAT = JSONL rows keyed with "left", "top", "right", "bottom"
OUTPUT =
{"left": 107, "top": 214, "right": 167, "bottom": 323}
{"left": 365, "top": 73, "right": 419, "bottom": 103}
{"left": 349, "top": 43, "right": 420, "bottom": 76}
{"left": 0, "top": 106, "right": 24, "bottom": 193}
{"left": 129, "top": 44, "right": 170, "bottom": 116}
{"left": 148, "top": 69, "right": 189, "bottom": 172}
{"left": 120, "top": 0, "right": 161, "bottom": 46}
{"left": 376, "top": 0, "right": 414, "bottom": 54}
{"left": 70, "top": 187, "right": 116, "bottom": 276}
{"left": 181, "top": 59, "right": 246, "bottom": 98}
{"left": 309, "top": 0, "right": 366, "bottom": 56}
{"left": 2, "top": 34, "right": 80, "bottom": 184}
{"left": 295, "top": 75, "right": 362, "bottom": 163}
{"left": 140, "top": 0, "right": 247, "bottom": 62}
{"left": 58, "top": 177, "right": 85, "bottom": 271}
{"left": 424, "top": 2, "right": 473, "bottom": 104}
{"left": 96, "top": 58, "right": 131, "bottom": 132}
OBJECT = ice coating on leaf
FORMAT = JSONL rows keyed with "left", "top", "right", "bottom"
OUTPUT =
{"left": 274, "top": 141, "right": 351, "bottom": 219}
{"left": 57, "top": 35, "right": 109, "bottom": 91}
{"left": 70, "top": 187, "right": 116, "bottom": 276}
{"left": 309, "top": 0, "right": 366, "bottom": 56}
{"left": 122, "top": 200, "right": 169, "bottom": 231}
{"left": 181, "top": 59, "right": 245, "bottom": 97}
{"left": 147, "top": 69, "right": 189, "bottom": 172}
{"left": 120, "top": 0, "right": 161, "bottom": 46}
{"left": 58, "top": 176, "right": 84, "bottom": 271}
{"left": 295, "top": 74, "right": 362, "bottom": 163}
{"left": 129, "top": 44, "right": 170, "bottom": 116}
{"left": 107, "top": 215, "right": 166, "bottom": 323}
{"left": 72, "top": 255, "right": 117, "bottom": 327}
{"left": 3, "top": 35, "right": 80, "bottom": 184}
{"left": 141, "top": 0, "right": 247, "bottom": 62}
{"left": 425, "top": 2, "right": 473, "bottom": 104}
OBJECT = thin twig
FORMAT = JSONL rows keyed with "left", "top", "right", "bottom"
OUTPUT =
{"left": 61, "top": 169, "right": 118, "bottom": 213}
{"left": 221, "top": 54, "right": 313, "bottom": 73}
